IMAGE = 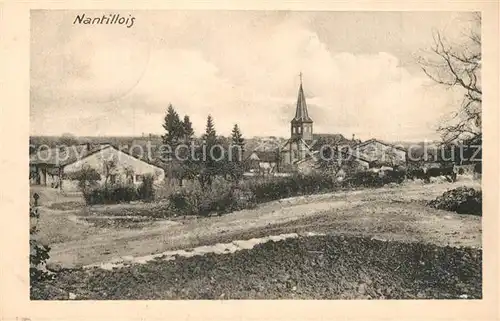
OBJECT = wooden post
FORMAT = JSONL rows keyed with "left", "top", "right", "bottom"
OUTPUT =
{"left": 33, "top": 193, "right": 40, "bottom": 207}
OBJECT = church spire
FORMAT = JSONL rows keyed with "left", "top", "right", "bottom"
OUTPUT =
{"left": 292, "top": 72, "right": 312, "bottom": 123}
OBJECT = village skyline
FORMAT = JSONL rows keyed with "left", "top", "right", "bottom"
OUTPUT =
{"left": 31, "top": 10, "right": 478, "bottom": 141}
{"left": 22, "top": 5, "right": 488, "bottom": 305}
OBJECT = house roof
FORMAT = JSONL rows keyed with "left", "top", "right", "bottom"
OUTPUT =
{"left": 282, "top": 136, "right": 371, "bottom": 165}
{"left": 354, "top": 138, "right": 407, "bottom": 152}
{"left": 291, "top": 83, "right": 313, "bottom": 123}
{"left": 310, "top": 133, "right": 357, "bottom": 151}
{"left": 312, "top": 133, "right": 347, "bottom": 141}
{"left": 29, "top": 144, "right": 110, "bottom": 166}
{"left": 308, "top": 149, "right": 372, "bottom": 164}
{"left": 247, "top": 150, "right": 279, "bottom": 163}
{"left": 30, "top": 143, "right": 165, "bottom": 170}
{"left": 281, "top": 137, "right": 314, "bottom": 151}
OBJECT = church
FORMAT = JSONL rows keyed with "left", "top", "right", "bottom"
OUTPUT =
{"left": 279, "top": 75, "right": 407, "bottom": 173}
{"left": 280, "top": 75, "right": 315, "bottom": 166}
{"left": 244, "top": 74, "right": 407, "bottom": 175}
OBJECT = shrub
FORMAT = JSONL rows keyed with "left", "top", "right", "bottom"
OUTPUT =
{"left": 167, "top": 189, "right": 198, "bottom": 216}
{"left": 83, "top": 184, "right": 139, "bottom": 205}
{"left": 385, "top": 168, "right": 407, "bottom": 184}
{"left": 166, "top": 181, "right": 257, "bottom": 217}
{"left": 165, "top": 169, "right": 407, "bottom": 217}
{"left": 30, "top": 205, "right": 52, "bottom": 288}
{"left": 65, "top": 166, "right": 101, "bottom": 192}
{"left": 241, "top": 173, "right": 340, "bottom": 203}
{"left": 344, "top": 171, "right": 383, "bottom": 188}
{"left": 428, "top": 187, "right": 482, "bottom": 215}
{"left": 138, "top": 174, "right": 155, "bottom": 201}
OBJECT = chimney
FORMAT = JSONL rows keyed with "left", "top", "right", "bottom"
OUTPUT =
{"left": 86, "top": 142, "right": 91, "bottom": 151}
{"left": 352, "top": 134, "right": 355, "bottom": 141}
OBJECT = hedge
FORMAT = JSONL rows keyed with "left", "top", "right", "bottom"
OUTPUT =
{"left": 83, "top": 176, "right": 156, "bottom": 205}
{"left": 166, "top": 170, "right": 406, "bottom": 217}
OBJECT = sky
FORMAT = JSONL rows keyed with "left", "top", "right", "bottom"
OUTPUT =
{"left": 30, "top": 10, "right": 479, "bottom": 141}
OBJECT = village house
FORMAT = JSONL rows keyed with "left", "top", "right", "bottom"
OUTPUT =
{"left": 245, "top": 150, "right": 279, "bottom": 175}
{"left": 30, "top": 143, "right": 165, "bottom": 192}
{"left": 352, "top": 138, "right": 407, "bottom": 167}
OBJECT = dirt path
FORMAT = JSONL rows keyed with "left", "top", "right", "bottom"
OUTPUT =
{"left": 44, "top": 180, "right": 482, "bottom": 268}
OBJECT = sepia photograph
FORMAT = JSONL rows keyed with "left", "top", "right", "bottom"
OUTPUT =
{"left": 28, "top": 9, "right": 484, "bottom": 301}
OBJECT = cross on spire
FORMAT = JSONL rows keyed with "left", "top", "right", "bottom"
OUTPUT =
{"left": 292, "top": 73, "right": 312, "bottom": 123}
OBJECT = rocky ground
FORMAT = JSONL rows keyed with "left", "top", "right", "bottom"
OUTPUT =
{"left": 32, "top": 234, "right": 482, "bottom": 300}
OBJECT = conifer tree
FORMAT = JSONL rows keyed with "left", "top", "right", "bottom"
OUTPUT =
{"left": 197, "top": 115, "right": 220, "bottom": 188}
{"left": 230, "top": 124, "right": 245, "bottom": 162}
{"left": 182, "top": 115, "right": 195, "bottom": 142}
{"left": 162, "top": 104, "right": 182, "bottom": 147}
{"left": 202, "top": 114, "right": 217, "bottom": 145}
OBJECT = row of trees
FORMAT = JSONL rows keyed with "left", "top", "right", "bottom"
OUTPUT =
{"left": 161, "top": 104, "right": 246, "bottom": 188}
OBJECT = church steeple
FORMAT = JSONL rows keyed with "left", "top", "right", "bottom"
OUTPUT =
{"left": 291, "top": 73, "right": 313, "bottom": 141}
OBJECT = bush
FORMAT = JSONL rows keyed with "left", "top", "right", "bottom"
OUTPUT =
{"left": 164, "top": 169, "right": 407, "bottom": 217}
{"left": 83, "top": 184, "right": 139, "bottom": 205}
{"left": 65, "top": 166, "right": 101, "bottom": 192}
{"left": 428, "top": 187, "right": 482, "bottom": 215}
{"left": 242, "top": 173, "right": 339, "bottom": 203}
{"left": 343, "top": 171, "right": 383, "bottom": 188}
{"left": 167, "top": 189, "right": 199, "bottom": 216}
{"left": 385, "top": 168, "right": 407, "bottom": 184}
{"left": 167, "top": 180, "right": 256, "bottom": 217}
{"left": 30, "top": 205, "right": 53, "bottom": 289}
{"left": 138, "top": 174, "right": 155, "bottom": 201}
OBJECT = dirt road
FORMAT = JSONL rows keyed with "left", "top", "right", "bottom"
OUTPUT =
{"left": 39, "top": 180, "right": 482, "bottom": 268}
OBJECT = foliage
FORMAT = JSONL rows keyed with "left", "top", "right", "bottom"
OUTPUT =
{"left": 124, "top": 166, "right": 135, "bottom": 184}
{"left": 83, "top": 184, "right": 139, "bottom": 205}
{"left": 162, "top": 104, "right": 185, "bottom": 147}
{"left": 341, "top": 170, "right": 384, "bottom": 188}
{"left": 102, "top": 156, "right": 118, "bottom": 186}
{"left": 165, "top": 169, "right": 410, "bottom": 217}
{"left": 30, "top": 205, "right": 52, "bottom": 288}
{"left": 167, "top": 178, "right": 256, "bottom": 217}
{"left": 202, "top": 114, "right": 217, "bottom": 144}
{"left": 58, "top": 133, "right": 80, "bottom": 146}
{"left": 193, "top": 115, "right": 223, "bottom": 188}
{"left": 316, "top": 143, "right": 358, "bottom": 176}
{"left": 230, "top": 124, "right": 245, "bottom": 159}
{"left": 161, "top": 105, "right": 198, "bottom": 186}
{"left": 182, "top": 115, "right": 195, "bottom": 142}
{"left": 428, "top": 187, "right": 482, "bottom": 215}
{"left": 137, "top": 174, "right": 155, "bottom": 201}
{"left": 225, "top": 123, "right": 246, "bottom": 181}
{"left": 65, "top": 166, "right": 101, "bottom": 193}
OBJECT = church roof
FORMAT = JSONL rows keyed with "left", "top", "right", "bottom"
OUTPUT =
{"left": 291, "top": 83, "right": 313, "bottom": 123}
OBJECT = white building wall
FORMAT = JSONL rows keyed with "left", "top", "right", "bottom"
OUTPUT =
{"left": 62, "top": 146, "right": 165, "bottom": 192}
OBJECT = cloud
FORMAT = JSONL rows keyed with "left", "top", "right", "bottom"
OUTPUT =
{"left": 30, "top": 11, "right": 471, "bottom": 141}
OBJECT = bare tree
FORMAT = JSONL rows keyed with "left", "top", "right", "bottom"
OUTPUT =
{"left": 418, "top": 13, "right": 481, "bottom": 144}
{"left": 102, "top": 156, "right": 118, "bottom": 186}
{"left": 124, "top": 166, "right": 135, "bottom": 184}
